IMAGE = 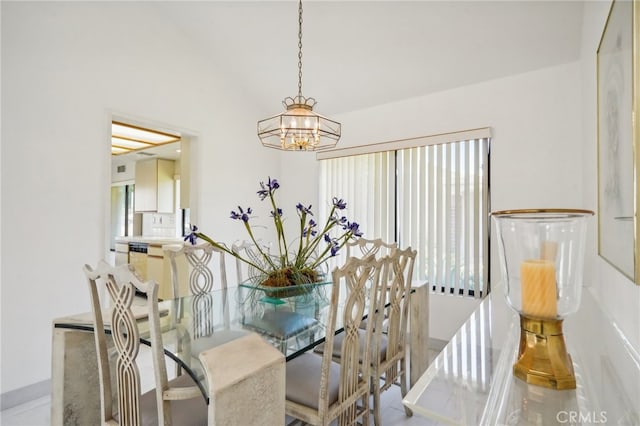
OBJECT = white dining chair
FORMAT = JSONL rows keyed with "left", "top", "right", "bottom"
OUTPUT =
{"left": 165, "top": 242, "right": 230, "bottom": 298}
{"left": 83, "top": 261, "right": 207, "bottom": 426}
{"left": 369, "top": 246, "right": 417, "bottom": 425}
{"left": 285, "top": 254, "right": 388, "bottom": 425}
{"left": 164, "top": 242, "right": 247, "bottom": 375}
{"left": 231, "top": 240, "right": 269, "bottom": 286}
{"left": 313, "top": 246, "right": 417, "bottom": 425}
{"left": 346, "top": 237, "right": 397, "bottom": 259}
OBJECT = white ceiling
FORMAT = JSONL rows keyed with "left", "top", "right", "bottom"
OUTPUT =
{"left": 151, "top": 0, "right": 585, "bottom": 116}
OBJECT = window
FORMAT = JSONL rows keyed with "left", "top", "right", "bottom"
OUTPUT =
{"left": 318, "top": 129, "right": 491, "bottom": 298}
{"left": 110, "top": 183, "right": 135, "bottom": 251}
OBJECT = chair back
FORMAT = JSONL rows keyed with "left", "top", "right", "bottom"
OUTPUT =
{"left": 231, "top": 240, "right": 269, "bottom": 286}
{"left": 346, "top": 238, "right": 397, "bottom": 259}
{"left": 319, "top": 254, "right": 389, "bottom": 423}
{"left": 83, "top": 261, "right": 170, "bottom": 425}
{"left": 165, "top": 242, "right": 229, "bottom": 298}
{"left": 372, "top": 246, "right": 417, "bottom": 390}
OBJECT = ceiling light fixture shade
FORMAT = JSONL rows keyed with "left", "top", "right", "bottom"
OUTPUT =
{"left": 257, "top": 0, "right": 341, "bottom": 151}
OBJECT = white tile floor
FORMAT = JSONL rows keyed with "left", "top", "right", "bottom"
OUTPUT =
{"left": 1, "top": 348, "right": 444, "bottom": 426}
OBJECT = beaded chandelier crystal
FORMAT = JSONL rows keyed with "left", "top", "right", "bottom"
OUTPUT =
{"left": 257, "top": 0, "right": 341, "bottom": 151}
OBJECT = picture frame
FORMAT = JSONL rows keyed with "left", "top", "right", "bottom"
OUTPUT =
{"left": 597, "top": 0, "right": 639, "bottom": 284}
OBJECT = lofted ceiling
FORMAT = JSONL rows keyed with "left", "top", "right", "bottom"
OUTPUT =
{"left": 150, "top": 1, "right": 585, "bottom": 116}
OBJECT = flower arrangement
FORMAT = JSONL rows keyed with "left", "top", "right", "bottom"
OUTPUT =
{"left": 185, "top": 176, "right": 362, "bottom": 288}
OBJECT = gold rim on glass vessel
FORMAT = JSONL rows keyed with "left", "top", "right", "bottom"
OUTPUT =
{"left": 491, "top": 208, "right": 594, "bottom": 217}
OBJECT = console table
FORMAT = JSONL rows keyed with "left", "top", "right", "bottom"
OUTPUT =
{"left": 403, "top": 285, "right": 640, "bottom": 425}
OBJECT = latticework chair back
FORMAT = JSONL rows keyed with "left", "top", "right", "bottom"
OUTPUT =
{"left": 285, "top": 254, "right": 389, "bottom": 426}
{"left": 370, "top": 246, "right": 417, "bottom": 425}
{"left": 231, "top": 240, "right": 269, "bottom": 286}
{"left": 165, "top": 243, "right": 247, "bottom": 375}
{"left": 83, "top": 262, "right": 170, "bottom": 425}
{"left": 164, "top": 242, "right": 229, "bottom": 299}
{"left": 346, "top": 238, "right": 397, "bottom": 260}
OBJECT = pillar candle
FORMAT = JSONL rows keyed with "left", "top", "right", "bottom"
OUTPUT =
{"left": 520, "top": 259, "right": 558, "bottom": 318}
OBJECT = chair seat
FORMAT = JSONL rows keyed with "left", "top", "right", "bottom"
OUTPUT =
{"left": 286, "top": 352, "right": 341, "bottom": 409}
{"left": 138, "top": 374, "right": 208, "bottom": 426}
{"left": 314, "top": 329, "right": 388, "bottom": 363}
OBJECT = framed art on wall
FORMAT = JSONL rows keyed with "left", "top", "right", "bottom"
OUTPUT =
{"left": 597, "top": 0, "right": 639, "bottom": 284}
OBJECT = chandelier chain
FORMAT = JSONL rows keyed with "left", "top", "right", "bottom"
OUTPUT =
{"left": 297, "top": 0, "right": 303, "bottom": 98}
{"left": 257, "top": 0, "right": 341, "bottom": 151}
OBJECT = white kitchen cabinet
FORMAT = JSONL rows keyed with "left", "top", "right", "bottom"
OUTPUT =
{"left": 134, "top": 158, "right": 175, "bottom": 213}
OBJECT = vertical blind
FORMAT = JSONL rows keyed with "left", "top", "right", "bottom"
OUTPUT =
{"left": 318, "top": 151, "right": 395, "bottom": 272}
{"left": 318, "top": 129, "right": 490, "bottom": 298}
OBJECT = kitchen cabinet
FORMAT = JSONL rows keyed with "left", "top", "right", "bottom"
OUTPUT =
{"left": 114, "top": 243, "right": 129, "bottom": 266}
{"left": 135, "top": 158, "right": 175, "bottom": 213}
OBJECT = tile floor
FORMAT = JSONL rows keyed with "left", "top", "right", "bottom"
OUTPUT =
{"left": 1, "top": 348, "right": 443, "bottom": 426}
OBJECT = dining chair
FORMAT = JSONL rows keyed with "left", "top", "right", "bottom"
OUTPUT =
{"left": 165, "top": 242, "right": 230, "bottom": 299}
{"left": 164, "top": 243, "right": 247, "bottom": 375}
{"left": 346, "top": 238, "right": 397, "bottom": 327}
{"left": 231, "top": 240, "right": 269, "bottom": 286}
{"left": 285, "top": 254, "right": 387, "bottom": 426}
{"left": 312, "top": 246, "right": 417, "bottom": 426}
{"left": 346, "top": 237, "right": 397, "bottom": 260}
{"left": 369, "top": 246, "right": 417, "bottom": 425}
{"left": 83, "top": 261, "right": 207, "bottom": 426}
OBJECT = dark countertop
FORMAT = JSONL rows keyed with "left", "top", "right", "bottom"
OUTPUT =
{"left": 115, "top": 236, "right": 184, "bottom": 246}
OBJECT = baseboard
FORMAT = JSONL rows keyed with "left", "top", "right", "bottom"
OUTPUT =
{"left": 0, "top": 379, "right": 50, "bottom": 411}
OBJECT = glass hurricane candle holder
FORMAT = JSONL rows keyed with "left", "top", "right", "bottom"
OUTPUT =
{"left": 491, "top": 209, "right": 593, "bottom": 390}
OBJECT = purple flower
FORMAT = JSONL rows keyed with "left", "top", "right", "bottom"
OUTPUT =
{"left": 344, "top": 221, "right": 363, "bottom": 237}
{"left": 332, "top": 197, "right": 347, "bottom": 210}
{"left": 303, "top": 219, "right": 317, "bottom": 237}
{"left": 330, "top": 214, "right": 348, "bottom": 226}
{"left": 323, "top": 234, "right": 340, "bottom": 256}
{"left": 257, "top": 187, "right": 269, "bottom": 200}
{"left": 267, "top": 177, "right": 280, "bottom": 191}
{"left": 270, "top": 208, "right": 283, "bottom": 218}
{"left": 330, "top": 241, "right": 340, "bottom": 256}
{"left": 231, "top": 206, "right": 252, "bottom": 223}
{"left": 257, "top": 177, "right": 280, "bottom": 200}
{"left": 184, "top": 225, "right": 198, "bottom": 245}
{"left": 296, "top": 203, "right": 314, "bottom": 216}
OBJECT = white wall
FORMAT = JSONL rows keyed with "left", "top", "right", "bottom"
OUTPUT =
{"left": 1, "top": 2, "right": 278, "bottom": 394}
{"left": 580, "top": 1, "right": 640, "bottom": 353}
{"left": 281, "top": 61, "right": 584, "bottom": 341}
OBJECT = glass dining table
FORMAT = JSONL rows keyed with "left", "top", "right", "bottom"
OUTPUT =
{"left": 150, "top": 282, "right": 337, "bottom": 399}
{"left": 51, "top": 280, "right": 429, "bottom": 425}
{"left": 54, "top": 282, "right": 333, "bottom": 394}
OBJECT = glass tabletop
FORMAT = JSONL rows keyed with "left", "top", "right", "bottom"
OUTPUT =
{"left": 56, "top": 282, "right": 346, "bottom": 400}
{"left": 402, "top": 285, "right": 640, "bottom": 425}
{"left": 161, "top": 283, "right": 336, "bottom": 392}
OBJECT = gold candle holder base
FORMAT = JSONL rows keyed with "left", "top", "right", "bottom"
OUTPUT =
{"left": 513, "top": 315, "right": 576, "bottom": 390}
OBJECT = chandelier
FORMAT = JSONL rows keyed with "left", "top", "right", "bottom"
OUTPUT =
{"left": 257, "top": 0, "right": 341, "bottom": 151}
